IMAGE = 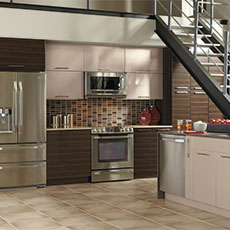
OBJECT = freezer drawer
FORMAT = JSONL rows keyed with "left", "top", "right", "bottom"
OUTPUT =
{"left": 0, "top": 162, "right": 46, "bottom": 188}
{"left": 159, "top": 134, "right": 185, "bottom": 197}
{"left": 0, "top": 144, "right": 46, "bottom": 163}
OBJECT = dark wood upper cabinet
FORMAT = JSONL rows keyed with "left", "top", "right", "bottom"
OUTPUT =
{"left": 0, "top": 38, "right": 45, "bottom": 71}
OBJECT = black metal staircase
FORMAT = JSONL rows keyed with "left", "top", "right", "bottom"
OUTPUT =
{"left": 154, "top": 0, "right": 230, "bottom": 118}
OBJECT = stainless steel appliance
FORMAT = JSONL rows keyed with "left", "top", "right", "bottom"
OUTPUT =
{"left": 84, "top": 72, "right": 127, "bottom": 98}
{"left": 0, "top": 72, "right": 46, "bottom": 188}
{"left": 91, "top": 126, "right": 134, "bottom": 182}
{"left": 159, "top": 134, "right": 185, "bottom": 197}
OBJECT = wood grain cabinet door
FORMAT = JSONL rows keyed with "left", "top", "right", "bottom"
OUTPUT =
{"left": 46, "top": 42, "right": 83, "bottom": 71}
{"left": 46, "top": 71, "right": 83, "bottom": 99}
{"left": 126, "top": 73, "right": 163, "bottom": 99}
{"left": 125, "top": 48, "right": 163, "bottom": 73}
{"left": 83, "top": 45, "right": 125, "bottom": 72}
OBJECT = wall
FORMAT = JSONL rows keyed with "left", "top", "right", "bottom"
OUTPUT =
{"left": 47, "top": 99, "right": 159, "bottom": 127}
{"left": 0, "top": 7, "right": 165, "bottom": 47}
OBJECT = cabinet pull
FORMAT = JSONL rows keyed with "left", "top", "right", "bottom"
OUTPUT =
{"left": 54, "top": 67, "right": 69, "bottom": 70}
{"left": 55, "top": 96, "right": 69, "bottom": 98}
{"left": 98, "top": 68, "right": 110, "bottom": 71}
{"left": 197, "top": 152, "right": 210, "bottom": 156}
{"left": 137, "top": 70, "right": 150, "bottom": 72}
{"left": 187, "top": 139, "right": 190, "bottom": 158}
{"left": 221, "top": 155, "right": 230, "bottom": 159}
{"left": 8, "top": 64, "right": 25, "bottom": 68}
{"left": 138, "top": 96, "right": 150, "bottom": 99}
{"left": 175, "top": 87, "right": 188, "bottom": 90}
{"left": 194, "top": 87, "right": 202, "bottom": 90}
{"left": 175, "top": 91, "right": 188, "bottom": 94}
{"left": 194, "top": 91, "right": 206, "bottom": 95}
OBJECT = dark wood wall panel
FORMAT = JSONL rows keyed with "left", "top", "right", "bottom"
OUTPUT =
{"left": 47, "top": 130, "right": 91, "bottom": 185}
{"left": 0, "top": 38, "right": 45, "bottom": 71}
{"left": 134, "top": 129, "right": 157, "bottom": 178}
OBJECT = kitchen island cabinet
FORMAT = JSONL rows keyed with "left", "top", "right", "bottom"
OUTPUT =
{"left": 47, "top": 130, "right": 91, "bottom": 185}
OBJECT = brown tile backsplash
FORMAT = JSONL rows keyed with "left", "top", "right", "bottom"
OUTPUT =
{"left": 47, "top": 99, "right": 157, "bottom": 128}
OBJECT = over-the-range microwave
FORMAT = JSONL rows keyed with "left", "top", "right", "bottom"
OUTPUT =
{"left": 84, "top": 71, "right": 127, "bottom": 98}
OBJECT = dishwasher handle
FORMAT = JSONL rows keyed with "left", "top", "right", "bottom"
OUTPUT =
{"left": 161, "top": 137, "right": 185, "bottom": 143}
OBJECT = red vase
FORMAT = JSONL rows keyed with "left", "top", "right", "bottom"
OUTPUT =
{"left": 139, "top": 108, "right": 151, "bottom": 125}
{"left": 149, "top": 105, "right": 161, "bottom": 125}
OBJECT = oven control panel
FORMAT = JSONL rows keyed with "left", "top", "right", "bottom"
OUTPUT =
{"left": 91, "top": 126, "right": 134, "bottom": 134}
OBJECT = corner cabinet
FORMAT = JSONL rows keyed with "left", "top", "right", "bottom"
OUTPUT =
{"left": 46, "top": 71, "right": 83, "bottom": 99}
{"left": 47, "top": 130, "right": 91, "bottom": 185}
{"left": 83, "top": 45, "right": 125, "bottom": 72}
{"left": 126, "top": 73, "right": 163, "bottom": 100}
{"left": 185, "top": 136, "right": 230, "bottom": 210}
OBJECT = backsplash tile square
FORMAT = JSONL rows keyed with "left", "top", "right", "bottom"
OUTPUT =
{"left": 47, "top": 99, "right": 156, "bottom": 128}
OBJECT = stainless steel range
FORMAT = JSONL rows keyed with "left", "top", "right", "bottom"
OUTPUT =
{"left": 91, "top": 126, "right": 134, "bottom": 182}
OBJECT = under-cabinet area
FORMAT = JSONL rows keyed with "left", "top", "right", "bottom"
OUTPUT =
{"left": 158, "top": 132, "right": 230, "bottom": 217}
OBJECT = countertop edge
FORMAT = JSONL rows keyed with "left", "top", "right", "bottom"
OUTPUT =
{"left": 47, "top": 127, "right": 92, "bottom": 131}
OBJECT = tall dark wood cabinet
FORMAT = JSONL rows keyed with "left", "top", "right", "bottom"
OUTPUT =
{"left": 0, "top": 38, "right": 45, "bottom": 71}
{"left": 47, "top": 130, "right": 91, "bottom": 185}
{"left": 134, "top": 129, "right": 158, "bottom": 178}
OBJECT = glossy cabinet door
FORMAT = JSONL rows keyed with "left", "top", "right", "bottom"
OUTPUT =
{"left": 192, "top": 149, "right": 216, "bottom": 206}
{"left": 46, "top": 42, "right": 83, "bottom": 71}
{"left": 84, "top": 45, "right": 125, "bottom": 72}
{"left": 126, "top": 73, "right": 163, "bottom": 99}
{"left": 125, "top": 48, "right": 163, "bottom": 73}
{"left": 46, "top": 71, "right": 83, "bottom": 99}
{"left": 216, "top": 153, "right": 230, "bottom": 210}
{"left": 14, "top": 0, "right": 87, "bottom": 8}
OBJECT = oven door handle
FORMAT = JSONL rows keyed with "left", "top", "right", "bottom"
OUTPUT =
{"left": 93, "top": 136, "right": 130, "bottom": 140}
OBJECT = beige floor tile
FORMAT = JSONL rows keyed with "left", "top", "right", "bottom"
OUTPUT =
{"left": 206, "top": 217, "right": 230, "bottom": 229}
{"left": 131, "top": 206, "right": 175, "bottom": 217}
{"left": 68, "top": 222, "right": 120, "bottom": 230}
{"left": 11, "top": 217, "right": 62, "bottom": 230}
{"left": 182, "top": 209, "right": 221, "bottom": 220}
{"left": 113, "top": 199, "right": 153, "bottom": 210}
{"left": 54, "top": 213, "right": 102, "bottom": 227}
{"left": 0, "top": 223, "right": 16, "bottom": 230}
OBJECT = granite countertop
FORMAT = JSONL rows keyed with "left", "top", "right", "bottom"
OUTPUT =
{"left": 159, "top": 130, "right": 230, "bottom": 139}
{"left": 47, "top": 125, "right": 173, "bottom": 131}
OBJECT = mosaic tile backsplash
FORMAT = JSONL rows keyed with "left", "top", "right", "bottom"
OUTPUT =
{"left": 47, "top": 99, "right": 157, "bottom": 128}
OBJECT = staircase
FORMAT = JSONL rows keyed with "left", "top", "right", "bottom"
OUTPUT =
{"left": 154, "top": 0, "right": 230, "bottom": 117}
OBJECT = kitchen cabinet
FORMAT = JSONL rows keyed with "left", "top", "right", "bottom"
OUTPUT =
{"left": 46, "top": 42, "right": 83, "bottom": 71}
{"left": 126, "top": 73, "right": 163, "bottom": 99}
{"left": 47, "top": 130, "right": 91, "bottom": 185}
{"left": 46, "top": 71, "right": 83, "bottom": 99}
{"left": 125, "top": 48, "right": 163, "bottom": 73}
{"left": 217, "top": 152, "right": 230, "bottom": 210}
{"left": 134, "top": 129, "right": 157, "bottom": 178}
{"left": 14, "top": 0, "right": 86, "bottom": 8}
{"left": 0, "top": 38, "right": 45, "bottom": 71}
{"left": 83, "top": 45, "right": 125, "bottom": 72}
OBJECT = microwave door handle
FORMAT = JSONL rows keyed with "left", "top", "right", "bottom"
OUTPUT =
{"left": 19, "top": 81, "right": 23, "bottom": 127}
{"left": 13, "top": 81, "right": 18, "bottom": 129}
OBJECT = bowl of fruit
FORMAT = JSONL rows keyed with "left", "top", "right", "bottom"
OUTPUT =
{"left": 193, "top": 121, "right": 207, "bottom": 132}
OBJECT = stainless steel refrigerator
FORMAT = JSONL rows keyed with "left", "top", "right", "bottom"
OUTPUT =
{"left": 0, "top": 72, "right": 46, "bottom": 188}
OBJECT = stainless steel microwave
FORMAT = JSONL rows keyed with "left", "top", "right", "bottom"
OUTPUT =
{"left": 84, "top": 72, "right": 127, "bottom": 98}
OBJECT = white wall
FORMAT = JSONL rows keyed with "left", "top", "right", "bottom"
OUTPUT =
{"left": 0, "top": 7, "right": 165, "bottom": 47}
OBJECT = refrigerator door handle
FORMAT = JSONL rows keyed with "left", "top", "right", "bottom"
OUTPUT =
{"left": 13, "top": 81, "right": 18, "bottom": 129}
{"left": 19, "top": 81, "right": 23, "bottom": 127}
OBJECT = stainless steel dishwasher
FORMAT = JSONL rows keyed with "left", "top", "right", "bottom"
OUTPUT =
{"left": 159, "top": 134, "right": 185, "bottom": 197}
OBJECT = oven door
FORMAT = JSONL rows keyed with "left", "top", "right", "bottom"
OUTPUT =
{"left": 91, "top": 134, "right": 133, "bottom": 170}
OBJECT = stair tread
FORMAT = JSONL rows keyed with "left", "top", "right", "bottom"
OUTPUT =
{"left": 184, "top": 42, "right": 221, "bottom": 47}
{"left": 201, "top": 62, "right": 224, "bottom": 66}
{"left": 171, "top": 25, "right": 203, "bottom": 29}
{"left": 175, "top": 32, "right": 212, "bottom": 37}
{"left": 211, "top": 73, "right": 230, "bottom": 76}
{"left": 197, "top": 53, "right": 224, "bottom": 57}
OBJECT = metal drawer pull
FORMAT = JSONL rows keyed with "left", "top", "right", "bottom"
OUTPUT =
{"left": 54, "top": 67, "right": 69, "bottom": 70}
{"left": 197, "top": 152, "right": 210, "bottom": 156}
{"left": 8, "top": 64, "right": 25, "bottom": 68}
{"left": 221, "top": 155, "right": 230, "bottom": 159}
{"left": 138, "top": 96, "right": 150, "bottom": 99}
{"left": 194, "top": 91, "right": 206, "bottom": 95}
{"left": 0, "top": 131, "right": 13, "bottom": 134}
{"left": 55, "top": 96, "right": 69, "bottom": 98}
{"left": 187, "top": 139, "right": 190, "bottom": 158}
{"left": 175, "top": 91, "right": 188, "bottom": 94}
{"left": 175, "top": 87, "right": 188, "bottom": 89}
{"left": 93, "top": 136, "right": 129, "bottom": 140}
{"left": 175, "top": 139, "right": 185, "bottom": 143}
{"left": 194, "top": 87, "right": 202, "bottom": 90}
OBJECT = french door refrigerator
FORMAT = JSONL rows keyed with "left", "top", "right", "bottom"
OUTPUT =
{"left": 0, "top": 72, "right": 46, "bottom": 188}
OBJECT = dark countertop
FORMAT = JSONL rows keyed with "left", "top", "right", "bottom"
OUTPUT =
{"left": 159, "top": 130, "right": 230, "bottom": 139}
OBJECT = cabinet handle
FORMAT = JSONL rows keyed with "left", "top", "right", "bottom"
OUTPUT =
{"left": 137, "top": 70, "right": 150, "bottom": 72}
{"left": 221, "top": 155, "right": 230, "bottom": 159}
{"left": 175, "top": 91, "right": 188, "bottom": 94}
{"left": 175, "top": 87, "right": 188, "bottom": 89}
{"left": 194, "top": 87, "right": 202, "bottom": 90}
{"left": 55, "top": 96, "right": 69, "bottom": 98}
{"left": 197, "top": 152, "right": 210, "bottom": 156}
{"left": 8, "top": 64, "right": 25, "bottom": 68}
{"left": 98, "top": 68, "right": 110, "bottom": 71}
{"left": 194, "top": 91, "right": 206, "bottom": 95}
{"left": 138, "top": 96, "right": 150, "bottom": 99}
{"left": 187, "top": 139, "right": 190, "bottom": 158}
{"left": 54, "top": 67, "right": 69, "bottom": 70}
